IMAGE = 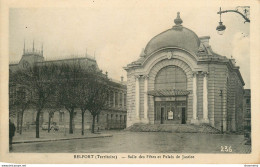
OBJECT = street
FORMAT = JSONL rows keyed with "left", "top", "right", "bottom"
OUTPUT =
{"left": 11, "top": 131, "right": 251, "bottom": 153}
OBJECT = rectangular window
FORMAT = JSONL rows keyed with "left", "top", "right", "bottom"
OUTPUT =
{"left": 124, "top": 115, "right": 126, "bottom": 123}
{"left": 106, "top": 92, "right": 109, "bottom": 106}
{"left": 124, "top": 94, "right": 126, "bottom": 108}
{"left": 109, "top": 92, "right": 113, "bottom": 107}
{"left": 246, "top": 99, "right": 250, "bottom": 104}
{"left": 115, "top": 92, "right": 118, "bottom": 106}
{"left": 59, "top": 112, "right": 64, "bottom": 122}
{"left": 119, "top": 92, "right": 122, "bottom": 107}
{"left": 97, "top": 114, "right": 99, "bottom": 123}
{"left": 107, "top": 114, "right": 109, "bottom": 122}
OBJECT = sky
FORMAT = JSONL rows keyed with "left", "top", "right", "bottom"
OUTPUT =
{"left": 9, "top": 2, "right": 250, "bottom": 88}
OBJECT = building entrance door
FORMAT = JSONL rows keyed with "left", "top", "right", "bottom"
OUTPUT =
{"left": 155, "top": 100, "right": 187, "bottom": 124}
{"left": 181, "top": 107, "right": 186, "bottom": 124}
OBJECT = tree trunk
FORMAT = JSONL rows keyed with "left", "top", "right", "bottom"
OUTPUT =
{"left": 69, "top": 109, "right": 74, "bottom": 134}
{"left": 48, "top": 113, "right": 51, "bottom": 133}
{"left": 19, "top": 111, "right": 24, "bottom": 135}
{"left": 16, "top": 112, "right": 20, "bottom": 133}
{"left": 36, "top": 111, "right": 40, "bottom": 138}
{"left": 81, "top": 111, "right": 85, "bottom": 135}
{"left": 91, "top": 114, "right": 96, "bottom": 133}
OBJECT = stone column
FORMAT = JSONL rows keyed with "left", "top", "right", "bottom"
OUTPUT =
{"left": 135, "top": 75, "right": 140, "bottom": 120}
{"left": 143, "top": 75, "right": 149, "bottom": 123}
{"left": 191, "top": 72, "right": 198, "bottom": 124}
{"left": 203, "top": 72, "right": 209, "bottom": 123}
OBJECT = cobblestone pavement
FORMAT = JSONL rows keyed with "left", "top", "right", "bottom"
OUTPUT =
{"left": 11, "top": 131, "right": 251, "bottom": 153}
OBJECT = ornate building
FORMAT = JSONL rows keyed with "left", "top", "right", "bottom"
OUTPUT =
{"left": 9, "top": 42, "right": 127, "bottom": 131}
{"left": 124, "top": 13, "right": 245, "bottom": 132}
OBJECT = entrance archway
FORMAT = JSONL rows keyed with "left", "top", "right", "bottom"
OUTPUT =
{"left": 150, "top": 65, "right": 189, "bottom": 124}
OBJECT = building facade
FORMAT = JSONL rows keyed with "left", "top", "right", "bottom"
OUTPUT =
{"left": 9, "top": 43, "right": 127, "bottom": 131}
{"left": 124, "top": 13, "right": 245, "bottom": 132}
{"left": 243, "top": 89, "right": 251, "bottom": 141}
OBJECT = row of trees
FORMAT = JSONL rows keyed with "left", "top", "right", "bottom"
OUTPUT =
{"left": 9, "top": 62, "right": 109, "bottom": 138}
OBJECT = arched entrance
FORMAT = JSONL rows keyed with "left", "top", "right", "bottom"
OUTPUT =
{"left": 148, "top": 66, "right": 189, "bottom": 124}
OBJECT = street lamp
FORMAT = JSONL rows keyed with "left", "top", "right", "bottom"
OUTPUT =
{"left": 216, "top": 7, "right": 226, "bottom": 35}
{"left": 216, "top": 6, "right": 250, "bottom": 35}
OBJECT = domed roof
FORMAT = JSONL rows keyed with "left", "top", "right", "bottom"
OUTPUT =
{"left": 144, "top": 12, "right": 200, "bottom": 55}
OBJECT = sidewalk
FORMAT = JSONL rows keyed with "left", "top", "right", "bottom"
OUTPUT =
{"left": 13, "top": 129, "right": 112, "bottom": 144}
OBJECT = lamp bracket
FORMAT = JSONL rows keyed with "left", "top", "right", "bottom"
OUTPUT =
{"left": 217, "top": 9, "right": 250, "bottom": 23}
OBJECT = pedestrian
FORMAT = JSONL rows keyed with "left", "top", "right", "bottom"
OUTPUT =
{"left": 9, "top": 119, "right": 16, "bottom": 150}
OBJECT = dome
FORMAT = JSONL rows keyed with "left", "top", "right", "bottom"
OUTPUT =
{"left": 144, "top": 12, "right": 200, "bottom": 55}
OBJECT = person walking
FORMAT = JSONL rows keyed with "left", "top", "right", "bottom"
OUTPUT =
{"left": 9, "top": 119, "right": 16, "bottom": 150}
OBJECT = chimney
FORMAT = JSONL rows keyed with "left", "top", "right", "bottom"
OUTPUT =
{"left": 105, "top": 71, "right": 108, "bottom": 78}
{"left": 230, "top": 55, "right": 236, "bottom": 65}
{"left": 121, "top": 76, "right": 124, "bottom": 82}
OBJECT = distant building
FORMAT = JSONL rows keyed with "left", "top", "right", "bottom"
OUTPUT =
{"left": 124, "top": 13, "right": 245, "bottom": 132}
{"left": 243, "top": 89, "right": 251, "bottom": 140}
{"left": 9, "top": 42, "right": 127, "bottom": 131}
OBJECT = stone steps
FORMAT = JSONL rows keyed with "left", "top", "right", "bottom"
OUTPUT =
{"left": 126, "top": 123, "right": 221, "bottom": 134}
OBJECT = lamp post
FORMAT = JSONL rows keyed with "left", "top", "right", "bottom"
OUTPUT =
{"left": 216, "top": 6, "right": 250, "bottom": 35}
{"left": 219, "top": 90, "right": 223, "bottom": 134}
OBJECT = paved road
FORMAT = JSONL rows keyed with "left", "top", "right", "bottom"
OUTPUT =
{"left": 11, "top": 131, "right": 251, "bottom": 153}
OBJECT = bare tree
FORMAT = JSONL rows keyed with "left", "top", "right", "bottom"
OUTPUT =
{"left": 13, "top": 64, "right": 58, "bottom": 138}
{"left": 9, "top": 82, "right": 31, "bottom": 134}
{"left": 85, "top": 70, "right": 109, "bottom": 133}
{"left": 57, "top": 62, "right": 84, "bottom": 134}
{"left": 47, "top": 109, "right": 55, "bottom": 132}
{"left": 45, "top": 92, "right": 62, "bottom": 133}
{"left": 76, "top": 67, "right": 98, "bottom": 135}
{"left": 77, "top": 82, "right": 91, "bottom": 136}
{"left": 57, "top": 62, "right": 109, "bottom": 135}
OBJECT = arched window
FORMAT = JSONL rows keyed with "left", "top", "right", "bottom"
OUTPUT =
{"left": 155, "top": 66, "right": 187, "bottom": 90}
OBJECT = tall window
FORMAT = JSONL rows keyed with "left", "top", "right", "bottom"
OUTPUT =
{"left": 111, "top": 114, "right": 113, "bottom": 122}
{"left": 106, "top": 92, "right": 109, "bottom": 106}
{"left": 97, "top": 114, "right": 99, "bottom": 123}
{"left": 155, "top": 66, "right": 187, "bottom": 90}
{"left": 109, "top": 91, "right": 113, "bottom": 107}
{"left": 124, "top": 93, "right": 126, "bottom": 108}
{"left": 124, "top": 115, "right": 126, "bottom": 123}
{"left": 115, "top": 92, "right": 118, "bottom": 106}
{"left": 107, "top": 114, "right": 109, "bottom": 123}
{"left": 119, "top": 92, "right": 122, "bottom": 107}
{"left": 59, "top": 112, "right": 64, "bottom": 122}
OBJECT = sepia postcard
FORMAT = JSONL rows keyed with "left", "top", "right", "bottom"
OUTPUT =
{"left": 0, "top": 0, "right": 260, "bottom": 164}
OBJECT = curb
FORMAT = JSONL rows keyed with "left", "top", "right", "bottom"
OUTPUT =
{"left": 13, "top": 134, "right": 113, "bottom": 144}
